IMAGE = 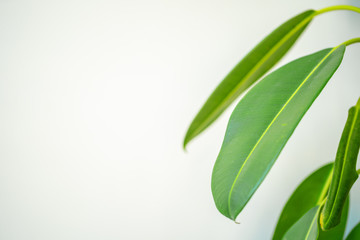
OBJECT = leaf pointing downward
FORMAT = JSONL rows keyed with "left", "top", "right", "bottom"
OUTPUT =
{"left": 317, "top": 198, "right": 349, "bottom": 240}
{"left": 211, "top": 46, "right": 345, "bottom": 220}
{"left": 183, "top": 10, "right": 315, "bottom": 148}
{"left": 320, "top": 98, "right": 360, "bottom": 230}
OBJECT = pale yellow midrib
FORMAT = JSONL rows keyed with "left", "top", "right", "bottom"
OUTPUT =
{"left": 227, "top": 47, "right": 338, "bottom": 217}
{"left": 188, "top": 14, "right": 314, "bottom": 143}
{"left": 316, "top": 167, "right": 334, "bottom": 205}
{"left": 304, "top": 207, "right": 321, "bottom": 240}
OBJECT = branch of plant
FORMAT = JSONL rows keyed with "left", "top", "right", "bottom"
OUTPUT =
{"left": 341, "top": 38, "right": 360, "bottom": 47}
{"left": 315, "top": 5, "right": 360, "bottom": 16}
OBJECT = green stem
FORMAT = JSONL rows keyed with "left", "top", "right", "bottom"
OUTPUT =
{"left": 313, "top": 6, "right": 360, "bottom": 48}
{"left": 330, "top": 38, "right": 360, "bottom": 54}
{"left": 341, "top": 38, "right": 360, "bottom": 47}
{"left": 315, "top": 5, "right": 360, "bottom": 16}
{"left": 357, "top": 169, "right": 360, "bottom": 175}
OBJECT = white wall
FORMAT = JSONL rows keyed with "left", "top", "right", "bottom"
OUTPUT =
{"left": 0, "top": 0, "right": 359, "bottom": 239}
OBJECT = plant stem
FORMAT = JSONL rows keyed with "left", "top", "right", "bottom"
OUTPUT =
{"left": 357, "top": 169, "right": 360, "bottom": 175}
{"left": 341, "top": 38, "right": 360, "bottom": 47}
{"left": 312, "top": 6, "right": 360, "bottom": 48}
{"left": 315, "top": 5, "right": 360, "bottom": 16}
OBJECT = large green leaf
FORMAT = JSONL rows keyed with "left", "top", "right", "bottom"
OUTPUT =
{"left": 211, "top": 45, "right": 345, "bottom": 220}
{"left": 273, "top": 163, "right": 333, "bottom": 240}
{"left": 282, "top": 206, "right": 320, "bottom": 240}
{"left": 320, "top": 98, "right": 360, "bottom": 230}
{"left": 183, "top": 10, "right": 315, "bottom": 148}
{"left": 346, "top": 222, "right": 360, "bottom": 240}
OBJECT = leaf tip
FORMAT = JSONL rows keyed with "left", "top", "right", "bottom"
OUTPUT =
{"left": 183, "top": 136, "right": 190, "bottom": 151}
{"left": 183, "top": 127, "right": 196, "bottom": 150}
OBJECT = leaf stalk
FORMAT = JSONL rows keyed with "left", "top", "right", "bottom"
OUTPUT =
{"left": 341, "top": 38, "right": 360, "bottom": 47}
{"left": 315, "top": 5, "right": 360, "bottom": 16}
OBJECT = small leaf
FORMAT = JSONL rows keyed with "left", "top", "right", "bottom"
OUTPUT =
{"left": 183, "top": 10, "right": 315, "bottom": 148}
{"left": 273, "top": 163, "right": 349, "bottom": 240}
{"left": 282, "top": 206, "right": 320, "bottom": 240}
{"left": 346, "top": 222, "right": 360, "bottom": 240}
{"left": 282, "top": 202, "right": 349, "bottom": 240}
{"left": 320, "top": 98, "right": 360, "bottom": 230}
{"left": 273, "top": 163, "right": 333, "bottom": 240}
{"left": 211, "top": 46, "right": 345, "bottom": 220}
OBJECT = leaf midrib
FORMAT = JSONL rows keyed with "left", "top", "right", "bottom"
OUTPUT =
{"left": 316, "top": 167, "right": 334, "bottom": 205}
{"left": 304, "top": 207, "right": 320, "bottom": 240}
{"left": 186, "top": 13, "right": 314, "bottom": 144}
{"left": 227, "top": 46, "right": 338, "bottom": 218}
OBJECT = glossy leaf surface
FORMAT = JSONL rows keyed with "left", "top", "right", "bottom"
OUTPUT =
{"left": 273, "top": 163, "right": 333, "bottom": 240}
{"left": 282, "top": 206, "right": 319, "bottom": 240}
{"left": 346, "top": 222, "right": 360, "bottom": 240}
{"left": 183, "top": 10, "right": 315, "bottom": 148}
{"left": 320, "top": 98, "right": 360, "bottom": 230}
{"left": 211, "top": 46, "right": 345, "bottom": 220}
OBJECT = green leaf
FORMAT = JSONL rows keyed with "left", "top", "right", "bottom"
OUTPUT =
{"left": 211, "top": 45, "right": 346, "bottom": 220}
{"left": 183, "top": 10, "right": 315, "bottom": 148}
{"left": 282, "top": 200, "right": 349, "bottom": 240}
{"left": 282, "top": 206, "right": 320, "bottom": 240}
{"left": 346, "top": 222, "right": 360, "bottom": 240}
{"left": 320, "top": 98, "right": 360, "bottom": 230}
{"left": 273, "top": 163, "right": 334, "bottom": 240}
{"left": 273, "top": 163, "right": 349, "bottom": 240}
{"left": 317, "top": 198, "right": 349, "bottom": 240}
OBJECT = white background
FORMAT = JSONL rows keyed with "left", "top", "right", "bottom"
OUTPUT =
{"left": 0, "top": 0, "right": 359, "bottom": 239}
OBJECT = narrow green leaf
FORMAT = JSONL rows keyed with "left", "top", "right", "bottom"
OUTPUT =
{"left": 273, "top": 163, "right": 334, "bottom": 240}
{"left": 282, "top": 206, "right": 320, "bottom": 240}
{"left": 183, "top": 10, "right": 315, "bottom": 148}
{"left": 320, "top": 98, "right": 360, "bottom": 230}
{"left": 211, "top": 46, "right": 345, "bottom": 220}
{"left": 346, "top": 222, "right": 360, "bottom": 240}
{"left": 317, "top": 198, "right": 349, "bottom": 240}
